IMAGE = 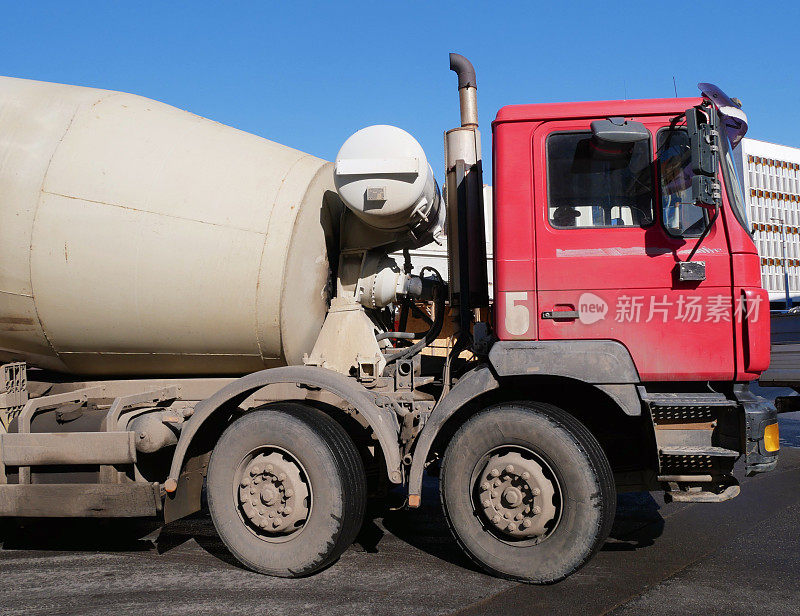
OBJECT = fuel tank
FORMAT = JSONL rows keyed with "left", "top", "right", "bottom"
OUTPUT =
{"left": 0, "top": 76, "right": 335, "bottom": 375}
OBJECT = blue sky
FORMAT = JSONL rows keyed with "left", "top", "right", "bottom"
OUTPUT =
{"left": 2, "top": 2, "right": 798, "bottom": 179}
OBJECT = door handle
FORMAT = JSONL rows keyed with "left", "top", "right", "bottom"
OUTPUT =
{"left": 541, "top": 310, "right": 580, "bottom": 320}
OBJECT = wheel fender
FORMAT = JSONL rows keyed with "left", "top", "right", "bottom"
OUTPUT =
{"left": 408, "top": 364, "right": 499, "bottom": 505}
{"left": 165, "top": 366, "right": 403, "bottom": 494}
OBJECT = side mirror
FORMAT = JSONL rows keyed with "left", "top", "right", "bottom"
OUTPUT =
{"left": 590, "top": 117, "right": 650, "bottom": 144}
{"left": 686, "top": 106, "right": 720, "bottom": 208}
{"left": 686, "top": 107, "right": 717, "bottom": 176}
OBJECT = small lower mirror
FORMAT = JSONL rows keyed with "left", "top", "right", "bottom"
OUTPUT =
{"left": 692, "top": 175, "right": 720, "bottom": 209}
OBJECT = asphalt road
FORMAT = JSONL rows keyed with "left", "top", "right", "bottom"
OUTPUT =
{"left": 1, "top": 412, "right": 799, "bottom": 616}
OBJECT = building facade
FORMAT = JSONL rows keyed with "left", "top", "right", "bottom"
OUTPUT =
{"left": 735, "top": 137, "right": 800, "bottom": 306}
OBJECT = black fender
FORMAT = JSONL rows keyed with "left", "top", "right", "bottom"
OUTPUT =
{"left": 408, "top": 364, "right": 499, "bottom": 505}
{"left": 489, "top": 339, "right": 642, "bottom": 416}
{"left": 488, "top": 339, "right": 640, "bottom": 384}
{"left": 165, "top": 366, "right": 404, "bottom": 494}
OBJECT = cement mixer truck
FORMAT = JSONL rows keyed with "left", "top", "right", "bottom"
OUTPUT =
{"left": 0, "top": 54, "right": 779, "bottom": 583}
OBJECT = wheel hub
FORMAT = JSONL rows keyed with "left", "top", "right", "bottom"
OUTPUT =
{"left": 238, "top": 451, "right": 309, "bottom": 534}
{"left": 476, "top": 451, "right": 557, "bottom": 539}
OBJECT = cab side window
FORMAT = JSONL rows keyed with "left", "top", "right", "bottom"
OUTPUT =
{"left": 547, "top": 131, "right": 653, "bottom": 229}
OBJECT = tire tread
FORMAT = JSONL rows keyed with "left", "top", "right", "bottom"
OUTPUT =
{"left": 440, "top": 401, "right": 616, "bottom": 584}
{"left": 207, "top": 403, "right": 366, "bottom": 577}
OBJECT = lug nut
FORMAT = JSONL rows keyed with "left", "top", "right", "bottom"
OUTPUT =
{"left": 285, "top": 489, "right": 294, "bottom": 497}
{"left": 483, "top": 499, "right": 492, "bottom": 508}
{"left": 492, "top": 514, "right": 501, "bottom": 524}
{"left": 523, "top": 518, "right": 532, "bottom": 528}
{"left": 266, "top": 464, "right": 274, "bottom": 472}
{"left": 522, "top": 471, "right": 530, "bottom": 480}
{"left": 532, "top": 487, "right": 541, "bottom": 496}
{"left": 505, "top": 465, "right": 515, "bottom": 474}
{"left": 240, "top": 478, "right": 251, "bottom": 488}
{"left": 490, "top": 468, "right": 500, "bottom": 477}
{"left": 481, "top": 482, "right": 490, "bottom": 491}
{"left": 284, "top": 507, "right": 292, "bottom": 515}
{"left": 251, "top": 465, "right": 262, "bottom": 475}
{"left": 493, "top": 479, "right": 501, "bottom": 487}
{"left": 533, "top": 506, "right": 541, "bottom": 515}
{"left": 515, "top": 513, "right": 523, "bottom": 521}
{"left": 507, "top": 523, "right": 516, "bottom": 531}
{"left": 278, "top": 472, "right": 287, "bottom": 481}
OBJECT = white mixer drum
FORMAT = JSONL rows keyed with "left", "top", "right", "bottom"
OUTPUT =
{"left": 0, "top": 76, "right": 335, "bottom": 375}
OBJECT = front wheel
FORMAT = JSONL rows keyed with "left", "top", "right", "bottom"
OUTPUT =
{"left": 207, "top": 403, "right": 366, "bottom": 577}
{"left": 440, "top": 402, "right": 615, "bottom": 583}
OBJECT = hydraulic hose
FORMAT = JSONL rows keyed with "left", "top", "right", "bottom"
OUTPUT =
{"left": 381, "top": 274, "right": 446, "bottom": 363}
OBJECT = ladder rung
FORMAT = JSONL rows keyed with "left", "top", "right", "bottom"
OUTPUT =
{"left": 659, "top": 446, "right": 739, "bottom": 457}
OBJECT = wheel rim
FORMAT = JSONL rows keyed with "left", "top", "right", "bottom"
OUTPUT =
{"left": 471, "top": 446, "right": 562, "bottom": 545}
{"left": 235, "top": 446, "right": 312, "bottom": 543}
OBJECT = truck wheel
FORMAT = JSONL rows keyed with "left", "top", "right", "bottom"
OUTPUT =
{"left": 206, "top": 403, "right": 366, "bottom": 577}
{"left": 440, "top": 401, "right": 615, "bottom": 583}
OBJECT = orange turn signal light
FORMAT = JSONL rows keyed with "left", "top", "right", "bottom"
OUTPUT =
{"left": 764, "top": 423, "right": 780, "bottom": 453}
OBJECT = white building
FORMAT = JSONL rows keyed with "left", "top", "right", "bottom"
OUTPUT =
{"left": 734, "top": 138, "right": 800, "bottom": 305}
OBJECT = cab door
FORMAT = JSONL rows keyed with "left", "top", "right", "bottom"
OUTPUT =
{"left": 533, "top": 117, "right": 734, "bottom": 381}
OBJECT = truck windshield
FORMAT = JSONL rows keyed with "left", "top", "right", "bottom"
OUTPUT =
{"left": 658, "top": 125, "right": 751, "bottom": 238}
{"left": 719, "top": 132, "right": 751, "bottom": 236}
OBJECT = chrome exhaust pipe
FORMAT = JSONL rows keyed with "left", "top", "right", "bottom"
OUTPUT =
{"left": 449, "top": 53, "right": 478, "bottom": 128}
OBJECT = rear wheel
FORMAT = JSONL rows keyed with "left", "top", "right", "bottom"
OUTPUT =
{"left": 207, "top": 403, "right": 366, "bottom": 577}
{"left": 440, "top": 401, "right": 615, "bottom": 583}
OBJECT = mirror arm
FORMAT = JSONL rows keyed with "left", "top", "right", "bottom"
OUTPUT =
{"left": 684, "top": 206, "right": 720, "bottom": 263}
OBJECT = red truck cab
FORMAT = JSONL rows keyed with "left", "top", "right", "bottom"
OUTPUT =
{"left": 493, "top": 96, "right": 770, "bottom": 382}
{"left": 475, "top": 92, "right": 779, "bottom": 495}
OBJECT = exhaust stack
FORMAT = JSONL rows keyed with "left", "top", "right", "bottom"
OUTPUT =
{"left": 444, "top": 53, "right": 489, "bottom": 336}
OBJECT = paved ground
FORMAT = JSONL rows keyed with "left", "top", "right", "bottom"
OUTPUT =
{"left": 1, "top": 407, "right": 799, "bottom": 616}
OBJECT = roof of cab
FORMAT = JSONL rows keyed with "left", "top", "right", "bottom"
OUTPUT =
{"left": 493, "top": 97, "right": 704, "bottom": 126}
